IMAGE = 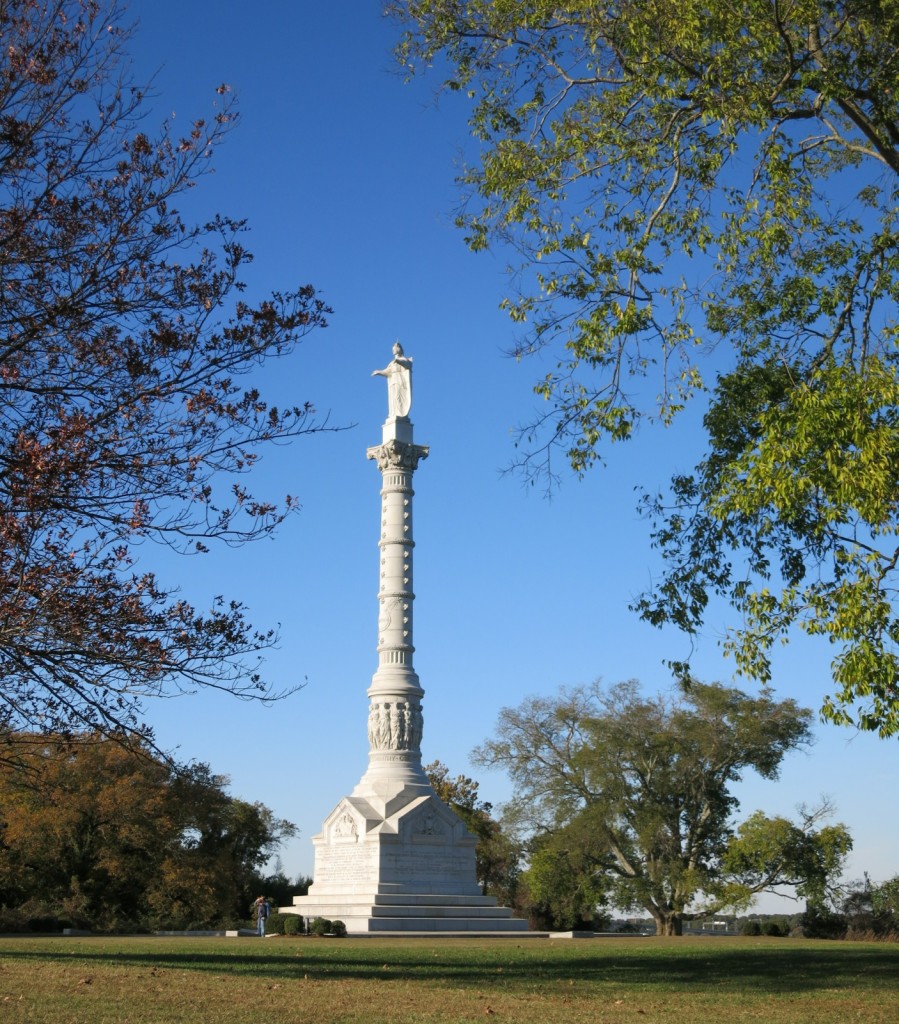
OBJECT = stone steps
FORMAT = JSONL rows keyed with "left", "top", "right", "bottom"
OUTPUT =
{"left": 284, "top": 893, "right": 530, "bottom": 934}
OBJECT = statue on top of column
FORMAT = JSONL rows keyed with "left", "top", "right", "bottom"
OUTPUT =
{"left": 372, "top": 342, "right": 412, "bottom": 418}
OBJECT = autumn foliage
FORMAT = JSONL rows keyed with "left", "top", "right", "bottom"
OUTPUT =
{"left": 0, "top": 0, "right": 330, "bottom": 753}
{"left": 0, "top": 733, "right": 296, "bottom": 930}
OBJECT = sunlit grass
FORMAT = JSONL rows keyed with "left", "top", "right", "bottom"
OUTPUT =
{"left": 0, "top": 935, "right": 897, "bottom": 1022}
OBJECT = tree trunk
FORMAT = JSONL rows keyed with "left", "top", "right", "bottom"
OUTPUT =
{"left": 654, "top": 914, "right": 684, "bottom": 936}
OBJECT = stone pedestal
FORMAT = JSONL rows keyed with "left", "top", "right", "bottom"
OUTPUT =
{"left": 285, "top": 356, "right": 526, "bottom": 933}
{"left": 288, "top": 790, "right": 525, "bottom": 933}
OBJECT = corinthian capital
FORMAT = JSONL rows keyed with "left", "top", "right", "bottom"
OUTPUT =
{"left": 367, "top": 440, "right": 430, "bottom": 473}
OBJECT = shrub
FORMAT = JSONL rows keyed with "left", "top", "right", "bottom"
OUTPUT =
{"left": 741, "top": 920, "right": 763, "bottom": 936}
{"left": 26, "top": 914, "right": 71, "bottom": 933}
{"left": 763, "top": 921, "right": 785, "bottom": 937}
{"left": 283, "top": 914, "right": 303, "bottom": 935}
{"left": 307, "top": 917, "right": 346, "bottom": 937}
{"left": 0, "top": 908, "right": 26, "bottom": 933}
{"left": 265, "top": 912, "right": 285, "bottom": 935}
{"left": 799, "top": 905, "right": 848, "bottom": 940}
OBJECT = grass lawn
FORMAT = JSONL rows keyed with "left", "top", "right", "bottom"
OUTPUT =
{"left": 0, "top": 934, "right": 896, "bottom": 1023}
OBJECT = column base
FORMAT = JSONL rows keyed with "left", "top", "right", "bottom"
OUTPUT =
{"left": 283, "top": 785, "right": 528, "bottom": 935}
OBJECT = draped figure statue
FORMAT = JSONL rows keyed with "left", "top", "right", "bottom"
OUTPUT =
{"left": 372, "top": 342, "right": 412, "bottom": 417}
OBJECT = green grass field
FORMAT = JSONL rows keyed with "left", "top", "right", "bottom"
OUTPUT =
{"left": 0, "top": 934, "right": 896, "bottom": 1023}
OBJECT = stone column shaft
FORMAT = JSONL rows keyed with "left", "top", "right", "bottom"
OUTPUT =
{"left": 358, "top": 418, "right": 429, "bottom": 792}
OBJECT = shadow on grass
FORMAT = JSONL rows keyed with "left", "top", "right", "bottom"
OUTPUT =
{"left": 1, "top": 940, "right": 897, "bottom": 995}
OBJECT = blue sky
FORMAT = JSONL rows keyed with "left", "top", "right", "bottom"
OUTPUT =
{"left": 125, "top": 2, "right": 897, "bottom": 912}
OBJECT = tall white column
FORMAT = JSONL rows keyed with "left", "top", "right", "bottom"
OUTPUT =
{"left": 285, "top": 344, "right": 528, "bottom": 931}
{"left": 353, "top": 416, "right": 430, "bottom": 804}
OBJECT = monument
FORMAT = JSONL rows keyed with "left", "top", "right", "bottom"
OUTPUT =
{"left": 283, "top": 344, "right": 527, "bottom": 933}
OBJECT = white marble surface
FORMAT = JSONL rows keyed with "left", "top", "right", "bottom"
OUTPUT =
{"left": 285, "top": 364, "right": 527, "bottom": 933}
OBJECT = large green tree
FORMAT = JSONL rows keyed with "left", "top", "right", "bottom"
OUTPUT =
{"left": 390, "top": 1, "right": 899, "bottom": 734}
{"left": 0, "top": 0, "right": 330, "bottom": 758}
{"left": 0, "top": 733, "right": 295, "bottom": 930}
{"left": 474, "top": 680, "right": 851, "bottom": 935}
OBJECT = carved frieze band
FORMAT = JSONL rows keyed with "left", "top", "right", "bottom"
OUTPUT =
{"left": 367, "top": 440, "right": 430, "bottom": 473}
{"left": 367, "top": 700, "right": 423, "bottom": 752}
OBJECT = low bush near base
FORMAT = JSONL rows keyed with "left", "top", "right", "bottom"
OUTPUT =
{"left": 283, "top": 914, "right": 303, "bottom": 935}
{"left": 309, "top": 917, "right": 346, "bottom": 937}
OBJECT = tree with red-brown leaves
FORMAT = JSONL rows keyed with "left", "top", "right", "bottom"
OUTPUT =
{"left": 0, "top": 0, "right": 331, "bottom": 760}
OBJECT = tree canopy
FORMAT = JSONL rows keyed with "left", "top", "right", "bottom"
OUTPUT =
{"left": 0, "top": 0, "right": 330, "bottom": 756}
{"left": 390, "top": 1, "right": 899, "bottom": 735}
{"left": 474, "top": 680, "right": 851, "bottom": 934}
{"left": 838, "top": 874, "right": 899, "bottom": 938}
{"left": 0, "top": 733, "right": 295, "bottom": 931}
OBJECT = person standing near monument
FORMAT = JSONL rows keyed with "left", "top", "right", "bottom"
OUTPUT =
{"left": 254, "top": 895, "right": 270, "bottom": 937}
{"left": 371, "top": 341, "right": 412, "bottom": 418}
